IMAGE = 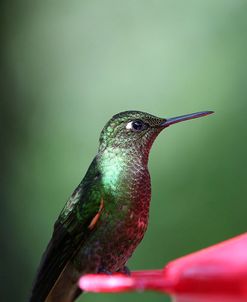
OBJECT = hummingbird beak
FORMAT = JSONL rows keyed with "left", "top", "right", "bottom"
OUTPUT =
{"left": 160, "top": 111, "right": 214, "bottom": 128}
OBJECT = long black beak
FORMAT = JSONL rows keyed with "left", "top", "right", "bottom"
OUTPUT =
{"left": 160, "top": 111, "right": 214, "bottom": 127}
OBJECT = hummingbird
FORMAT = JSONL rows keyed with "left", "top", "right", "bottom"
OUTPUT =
{"left": 30, "top": 110, "right": 213, "bottom": 302}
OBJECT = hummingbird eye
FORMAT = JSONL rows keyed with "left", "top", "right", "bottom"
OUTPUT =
{"left": 126, "top": 120, "right": 147, "bottom": 132}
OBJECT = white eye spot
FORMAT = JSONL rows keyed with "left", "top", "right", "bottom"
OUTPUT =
{"left": 126, "top": 122, "right": 133, "bottom": 130}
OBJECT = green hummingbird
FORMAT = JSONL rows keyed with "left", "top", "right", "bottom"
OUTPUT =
{"left": 30, "top": 110, "right": 213, "bottom": 302}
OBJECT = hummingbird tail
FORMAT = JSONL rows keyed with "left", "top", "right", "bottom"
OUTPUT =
{"left": 45, "top": 263, "right": 83, "bottom": 302}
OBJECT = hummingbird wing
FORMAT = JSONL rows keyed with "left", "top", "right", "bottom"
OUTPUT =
{"left": 30, "top": 157, "right": 102, "bottom": 302}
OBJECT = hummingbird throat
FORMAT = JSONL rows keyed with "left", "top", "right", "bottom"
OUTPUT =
{"left": 100, "top": 148, "right": 126, "bottom": 192}
{"left": 99, "top": 146, "right": 141, "bottom": 194}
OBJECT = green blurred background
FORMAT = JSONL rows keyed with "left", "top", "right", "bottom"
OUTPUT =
{"left": 1, "top": 1, "right": 247, "bottom": 301}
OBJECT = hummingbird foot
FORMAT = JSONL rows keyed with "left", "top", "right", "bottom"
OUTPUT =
{"left": 98, "top": 268, "right": 112, "bottom": 275}
{"left": 117, "top": 265, "right": 131, "bottom": 276}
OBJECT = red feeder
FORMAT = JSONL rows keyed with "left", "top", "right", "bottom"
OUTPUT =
{"left": 79, "top": 233, "right": 247, "bottom": 301}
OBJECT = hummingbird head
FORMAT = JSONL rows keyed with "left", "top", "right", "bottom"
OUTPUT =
{"left": 98, "top": 110, "right": 213, "bottom": 160}
{"left": 99, "top": 110, "right": 213, "bottom": 155}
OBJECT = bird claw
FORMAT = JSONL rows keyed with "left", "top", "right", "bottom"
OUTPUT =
{"left": 98, "top": 266, "right": 131, "bottom": 276}
{"left": 98, "top": 268, "right": 112, "bottom": 275}
{"left": 117, "top": 265, "right": 131, "bottom": 276}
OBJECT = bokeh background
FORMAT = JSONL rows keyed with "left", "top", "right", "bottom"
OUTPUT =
{"left": 1, "top": 1, "right": 247, "bottom": 301}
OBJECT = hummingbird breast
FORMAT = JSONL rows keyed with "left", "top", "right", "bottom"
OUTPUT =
{"left": 102, "top": 164, "right": 151, "bottom": 270}
{"left": 75, "top": 153, "right": 151, "bottom": 273}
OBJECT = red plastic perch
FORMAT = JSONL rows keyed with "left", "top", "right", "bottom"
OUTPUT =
{"left": 79, "top": 233, "right": 247, "bottom": 302}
